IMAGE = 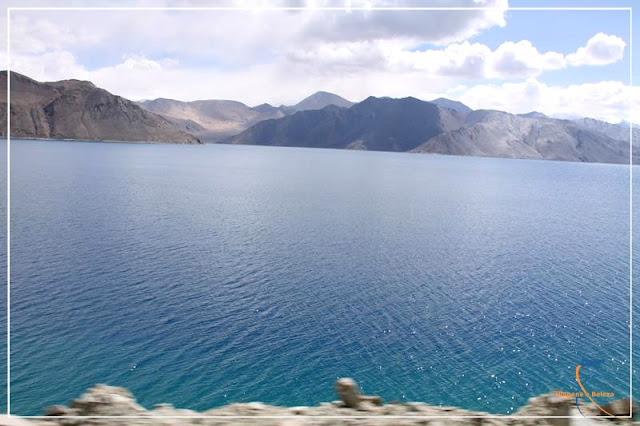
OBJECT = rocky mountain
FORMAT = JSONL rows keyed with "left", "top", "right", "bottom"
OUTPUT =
{"left": 138, "top": 91, "right": 354, "bottom": 142}
{"left": 225, "top": 96, "right": 465, "bottom": 151}
{"left": 0, "top": 72, "right": 201, "bottom": 144}
{"left": 413, "top": 110, "right": 634, "bottom": 164}
{"left": 137, "top": 98, "right": 285, "bottom": 142}
{"left": 226, "top": 96, "right": 637, "bottom": 164}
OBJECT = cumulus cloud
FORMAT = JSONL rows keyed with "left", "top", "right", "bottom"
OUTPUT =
{"left": 566, "top": 32, "right": 627, "bottom": 66}
{"left": 299, "top": 0, "right": 508, "bottom": 45}
{"left": 489, "top": 40, "right": 565, "bottom": 78}
{"left": 383, "top": 41, "right": 491, "bottom": 77}
{"left": 11, "top": 50, "right": 87, "bottom": 81}
{"left": 287, "top": 32, "right": 623, "bottom": 80}
{"left": 3, "top": 3, "right": 625, "bottom": 82}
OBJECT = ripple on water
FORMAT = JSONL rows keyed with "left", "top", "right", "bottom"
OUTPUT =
{"left": 3, "top": 140, "right": 638, "bottom": 415}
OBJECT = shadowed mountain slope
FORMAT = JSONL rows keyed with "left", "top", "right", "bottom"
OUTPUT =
{"left": 225, "top": 96, "right": 465, "bottom": 151}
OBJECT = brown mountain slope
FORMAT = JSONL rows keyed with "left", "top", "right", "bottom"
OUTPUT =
{"left": 137, "top": 91, "right": 355, "bottom": 143}
{"left": 0, "top": 72, "right": 201, "bottom": 144}
{"left": 137, "top": 98, "right": 285, "bottom": 142}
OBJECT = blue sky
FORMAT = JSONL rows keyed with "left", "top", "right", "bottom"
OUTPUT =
{"left": 471, "top": 9, "right": 631, "bottom": 85}
{"left": 1, "top": 0, "right": 638, "bottom": 122}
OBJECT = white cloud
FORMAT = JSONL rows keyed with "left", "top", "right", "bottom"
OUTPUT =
{"left": 11, "top": 50, "right": 87, "bottom": 81}
{"left": 116, "top": 55, "right": 168, "bottom": 72}
{"left": 0, "top": 0, "right": 508, "bottom": 70}
{"left": 287, "top": 32, "right": 623, "bottom": 80}
{"left": 448, "top": 79, "right": 639, "bottom": 123}
{"left": 566, "top": 32, "right": 626, "bottom": 66}
{"left": 10, "top": 15, "right": 105, "bottom": 55}
{"left": 489, "top": 40, "right": 565, "bottom": 79}
{"left": 383, "top": 41, "right": 491, "bottom": 77}
{"left": 2, "top": 3, "right": 626, "bottom": 84}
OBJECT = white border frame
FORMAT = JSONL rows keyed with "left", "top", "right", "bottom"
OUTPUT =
{"left": 5, "top": 4, "right": 634, "bottom": 420}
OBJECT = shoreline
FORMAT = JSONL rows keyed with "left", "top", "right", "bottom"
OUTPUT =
{"left": 2, "top": 137, "right": 637, "bottom": 167}
{"left": 2, "top": 137, "right": 203, "bottom": 145}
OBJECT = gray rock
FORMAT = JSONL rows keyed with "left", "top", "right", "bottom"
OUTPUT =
{"left": 288, "top": 406, "right": 308, "bottom": 415}
{"left": 43, "top": 405, "right": 70, "bottom": 416}
{"left": 69, "top": 384, "right": 147, "bottom": 417}
{"left": 335, "top": 378, "right": 383, "bottom": 409}
{"left": 335, "top": 378, "right": 363, "bottom": 408}
{"left": 25, "top": 383, "right": 624, "bottom": 425}
{"left": 598, "top": 398, "right": 637, "bottom": 417}
{"left": 153, "top": 403, "right": 174, "bottom": 409}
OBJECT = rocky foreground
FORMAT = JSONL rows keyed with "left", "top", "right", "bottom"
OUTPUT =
{"left": 0, "top": 379, "right": 636, "bottom": 426}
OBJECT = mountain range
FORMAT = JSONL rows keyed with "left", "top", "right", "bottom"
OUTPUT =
{"left": 224, "top": 96, "right": 466, "bottom": 151}
{"left": 137, "top": 90, "right": 354, "bottom": 142}
{"left": 2, "top": 71, "right": 637, "bottom": 165}
{"left": 225, "top": 98, "right": 636, "bottom": 164}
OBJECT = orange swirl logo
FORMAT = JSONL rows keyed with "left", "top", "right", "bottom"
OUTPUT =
{"left": 575, "top": 364, "right": 616, "bottom": 417}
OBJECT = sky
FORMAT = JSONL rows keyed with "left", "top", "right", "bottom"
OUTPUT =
{"left": 0, "top": 0, "right": 638, "bottom": 123}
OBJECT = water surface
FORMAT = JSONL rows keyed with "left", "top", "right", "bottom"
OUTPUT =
{"left": 5, "top": 140, "right": 639, "bottom": 415}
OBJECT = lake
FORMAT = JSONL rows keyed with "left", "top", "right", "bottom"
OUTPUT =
{"left": 3, "top": 139, "right": 639, "bottom": 415}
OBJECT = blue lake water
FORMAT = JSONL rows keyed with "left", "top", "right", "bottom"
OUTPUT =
{"left": 2, "top": 139, "right": 639, "bottom": 415}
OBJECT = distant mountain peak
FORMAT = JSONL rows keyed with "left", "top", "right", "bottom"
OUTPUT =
{"left": 518, "top": 111, "right": 548, "bottom": 119}
{"left": 310, "top": 90, "right": 338, "bottom": 96}
{"left": 290, "top": 91, "right": 354, "bottom": 112}
{"left": 252, "top": 103, "right": 280, "bottom": 114}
